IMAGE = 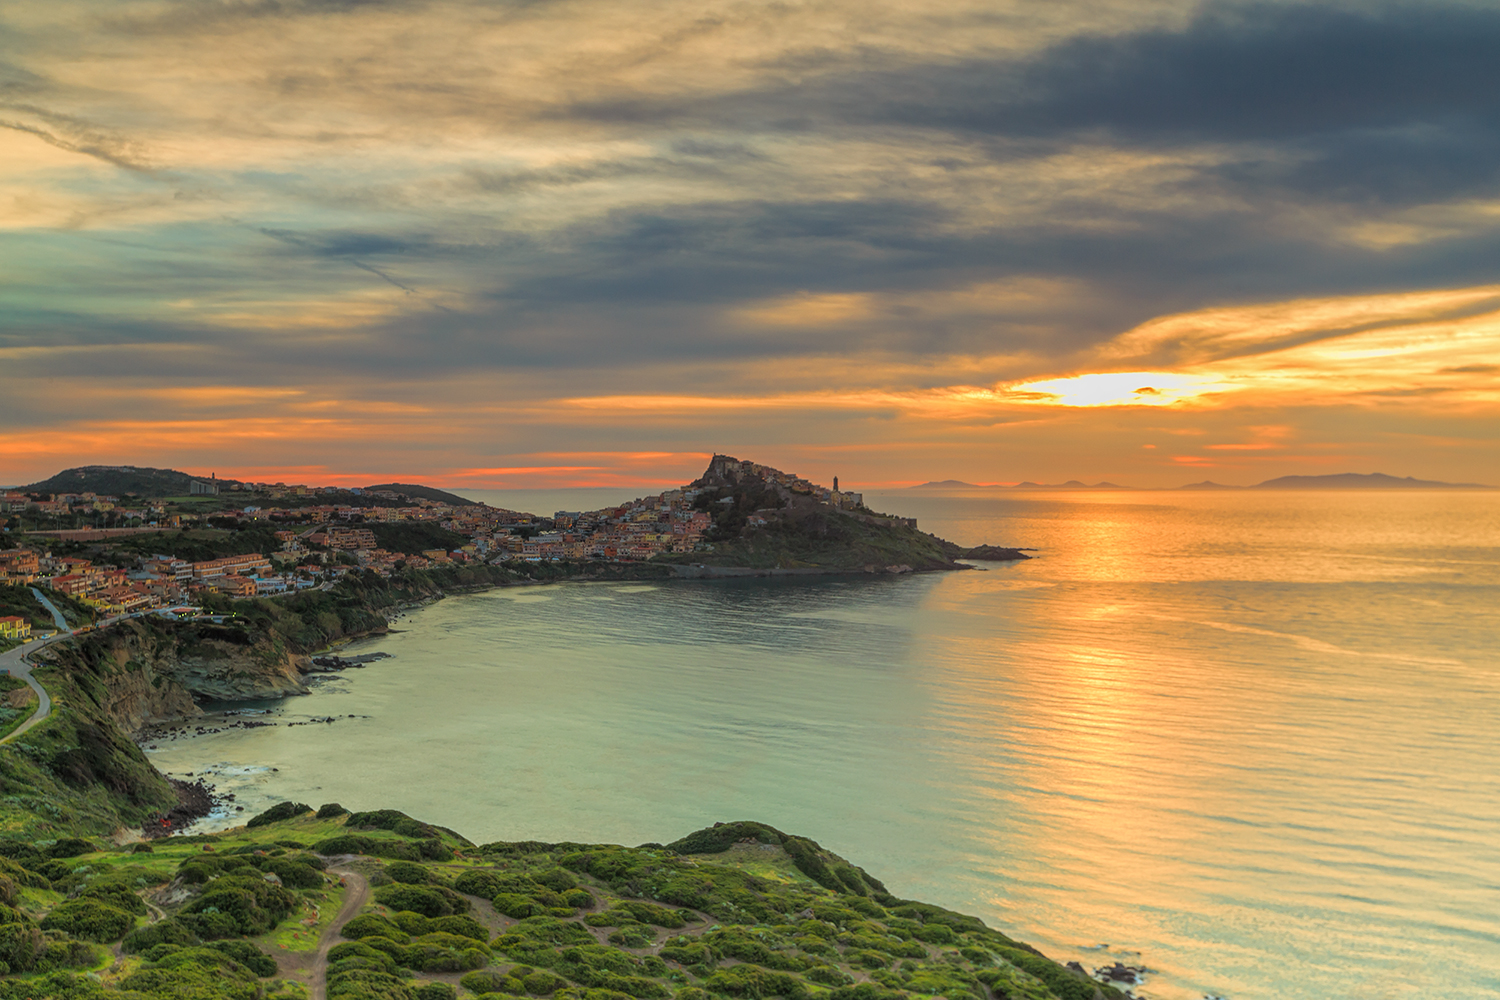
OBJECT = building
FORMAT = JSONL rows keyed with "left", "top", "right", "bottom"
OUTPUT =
{"left": 0, "top": 549, "right": 40, "bottom": 584}
{"left": 0, "top": 616, "right": 30, "bottom": 640}
{"left": 190, "top": 478, "right": 219, "bottom": 496}
{"left": 191, "top": 553, "right": 273, "bottom": 581}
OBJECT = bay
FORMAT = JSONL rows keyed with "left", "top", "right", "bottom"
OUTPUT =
{"left": 146, "top": 489, "right": 1500, "bottom": 1000}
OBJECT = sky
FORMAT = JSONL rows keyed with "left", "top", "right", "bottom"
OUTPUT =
{"left": 2, "top": 0, "right": 1498, "bottom": 490}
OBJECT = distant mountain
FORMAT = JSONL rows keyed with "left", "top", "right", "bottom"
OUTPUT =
{"left": 363, "top": 482, "right": 481, "bottom": 506}
{"left": 21, "top": 465, "right": 231, "bottom": 496}
{"left": 1014, "top": 480, "right": 1133, "bottom": 490}
{"left": 1249, "top": 473, "right": 1493, "bottom": 490}
{"left": 910, "top": 479, "right": 983, "bottom": 489}
{"left": 1175, "top": 480, "right": 1243, "bottom": 491}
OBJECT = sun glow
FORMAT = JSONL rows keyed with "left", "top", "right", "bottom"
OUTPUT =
{"left": 1005, "top": 371, "right": 1227, "bottom": 407}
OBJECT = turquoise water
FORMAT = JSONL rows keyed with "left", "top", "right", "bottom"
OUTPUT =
{"left": 150, "top": 490, "right": 1500, "bottom": 1000}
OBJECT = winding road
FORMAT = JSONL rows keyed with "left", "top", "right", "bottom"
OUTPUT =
{"left": 0, "top": 636, "right": 56, "bottom": 744}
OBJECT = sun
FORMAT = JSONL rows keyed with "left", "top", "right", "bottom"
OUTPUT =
{"left": 1004, "top": 371, "right": 1228, "bottom": 407}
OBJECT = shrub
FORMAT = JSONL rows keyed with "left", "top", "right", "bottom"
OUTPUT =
{"left": 608, "top": 926, "right": 655, "bottom": 948}
{"left": 78, "top": 879, "right": 148, "bottom": 915}
{"left": 510, "top": 916, "right": 594, "bottom": 945}
{"left": 261, "top": 858, "right": 324, "bottom": 889}
{"left": 660, "top": 942, "right": 713, "bottom": 967}
{"left": 418, "top": 838, "right": 455, "bottom": 862}
{"left": 524, "top": 970, "right": 568, "bottom": 995}
{"left": 536, "top": 869, "right": 577, "bottom": 891}
{"left": 208, "top": 940, "right": 278, "bottom": 977}
{"left": 700, "top": 966, "right": 808, "bottom": 1000}
{"left": 617, "top": 902, "right": 687, "bottom": 929}
{"left": 846, "top": 950, "right": 889, "bottom": 969}
{"left": 401, "top": 935, "right": 487, "bottom": 973}
{"left": 494, "top": 893, "right": 548, "bottom": 919}
{"left": 131, "top": 842, "right": 154, "bottom": 854}
{"left": 182, "top": 874, "right": 297, "bottom": 936}
{"left": 462, "top": 970, "right": 517, "bottom": 994}
{"left": 328, "top": 967, "right": 414, "bottom": 1000}
{"left": 0, "top": 857, "right": 49, "bottom": 891}
{"left": 46, "top": 839, "right": 98, "bottom": 860}
{"left": 453, "top": 869, "right": 505, "bottom": 898}
{"left": 564, "top": 888, "right": 596, "bottom": 910}
{"left": 328, "top": 941, "right": 398, "bottom": 973}
{"left": 39, "top": 899, "right": 134, "bottom": 942}
{"left": 317, "top": 802, "right": 350, "bottom": 818}
{"left": 912, "top": 924, "right": 956, "bottom": 945}
{"left": 246, "top": 801, "right": 311, "bottom": 828}
{"left": 342, "top": 914, "right": 409, "bottom": 942}
{"left": 429, "top": 914, "right": 488, "bottom": 943}
{"left": 0, "top": 913, "right": 45, "bottom": 973}
{"left": 804, "top": 967, "right": 853, "bottom": 987}
{"left": 385, "top": 861, "right": 432, "bottom": 884}
{"left": 375, "top": 884, "right": 454, "bottom": 918}
{"left": 122, "top": 917, "right": 200, "bottom": 953}
{"left": 33, "top": 936, "right": 99, "bottom": 973}
{"left": 414, "top": 983, "right": 457, "bottom": 1000}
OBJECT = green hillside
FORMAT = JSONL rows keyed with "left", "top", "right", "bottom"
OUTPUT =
{"left": 0, "top": 808, "right": 1122, "bottom": 1000}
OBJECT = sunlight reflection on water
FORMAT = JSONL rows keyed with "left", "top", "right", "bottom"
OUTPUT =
{"left": 148, "top": 490, "right": 1500, "bottom": 1000}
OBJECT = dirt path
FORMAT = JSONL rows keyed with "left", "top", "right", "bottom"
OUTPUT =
{"left": 305, "top": 869, "right": 368, "bottom": 1000}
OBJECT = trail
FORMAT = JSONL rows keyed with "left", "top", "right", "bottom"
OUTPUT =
{"left": 308, "top": 869, "right": 368, "bottom": 1000}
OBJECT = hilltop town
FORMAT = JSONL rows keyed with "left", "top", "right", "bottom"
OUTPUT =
{"left": 0, "top": 456, "right": 1023, "bottom": 643}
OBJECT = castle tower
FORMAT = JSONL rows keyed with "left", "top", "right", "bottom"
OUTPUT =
{"left": 834, "top": 476, "right": 839, "bottom": 492}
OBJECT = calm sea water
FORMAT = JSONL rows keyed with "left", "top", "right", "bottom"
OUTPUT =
{"left": 149, "top": 490, "right": 1500, "bottom": 1000}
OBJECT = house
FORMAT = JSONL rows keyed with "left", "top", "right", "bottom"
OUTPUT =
{"left": 0, "top": 616, "right": 30, "bottom": 640}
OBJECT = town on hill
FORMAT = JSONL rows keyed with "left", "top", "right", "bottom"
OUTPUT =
{"left": 1, "top": 456, "right": 1022, "bottom": 627}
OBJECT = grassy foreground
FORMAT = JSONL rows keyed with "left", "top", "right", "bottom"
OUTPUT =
{"left": 0, "top": 810, "right": 1122, "bottom": 1000}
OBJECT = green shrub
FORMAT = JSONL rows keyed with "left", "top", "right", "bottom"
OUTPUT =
{"left": 375, "top": 884, "right": 454, "bottom": 918}
{"left": 494, "top": 893, "right": 548, "bottom": 919}
{"left": 130, "top": 842, "right": 154, "bottom": 854}
{"left": 617, "top": 901, "right": 687, "bottom": 928}
{"left": 0, "top": 912, "right": 45, "bottom": 973}
{"left": 846, "top": 950, "right": 888, "bottom": 969}
{"left": 259, "top": 857, "right": 324, "bottom": 889}
{"left": 33, "top": 936, "right": 99, "bottom": 973}
{"left": 700, "top": 966, "right": 809, "bottom": 1000}
{"left": 328, "top": 967, "right": 414, "bottom": 1000}
{"left": 77, "top": 879, "right": 147, "bottom": 916}
{"left": 328, "top": 940, "right": 398, "bottom": 973}
{"left": 804, "top": 966, "right": 853, "bottom": 987}
{"left": 608, "top": 926, "right": 655, "bottom": 948}
{"left": 660, "top": 941, "right": 713, "bottom": 967}
{"left": 393, "top": 911, "right": 432, "bottom": 936}
{"left": 462, "top": 970, "right": 518, "bottom": 994}
{"left": 0, "top": 857, "right": 49, "bottom": 891}
{"left": 524, "top": 970, "right": 569, "bottom": 995}
{"left": 208, "top": 939, "right": 278, "bottom": 977}
{"left": 385, "top": 861, "right": 433, "bottom": 884}
{"left": 122, "top": 917, "right": 200, "bottom": 953}
{"left": 510, "top": 916, "right": 594, "bottom": 945}
{"left": 912, "top": 924, "right": 956, "bottom": 945}
{"left": 317, "top": 802, "right": 350, "bottom": 818}
{"left": 453, "top": 869, "right": 505, "bottom": 898}
{"left": 413, "top": 983, "right": 457, "bottom": 1000}
{"left": 343, "top": 914, "right": 409, "bottom": 942}
{"left": 429, "top": 914, "right": 488, "bottom": 943}
{"left": 39, "top": 899, "right": 134, "bottom": 942}
{"left": 46, "top": 839, "right": 98, "bottom": 859}
{"left": 246, "top": 801, "right": 311, "bottom": 828}
{"left": 182, "top": 873, "right": 296, "bottom": 937}
{"left": 536, "top": 868, "right": 577, "bottom": 891}
{"left": 564, "top": 888, "right": 596, "bottom": 910}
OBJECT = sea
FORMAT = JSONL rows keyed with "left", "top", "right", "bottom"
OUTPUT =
{"left": 143, "top": 488, "right": 1500, "bottom": 1000}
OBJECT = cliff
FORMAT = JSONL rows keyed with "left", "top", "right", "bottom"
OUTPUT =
{"left": 31, "top": 618, "right": 310, "bottom": 728}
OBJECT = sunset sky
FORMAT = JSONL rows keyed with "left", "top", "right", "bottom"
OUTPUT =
{"left": 3, "top": 0, "right": 1498, "bottom": 489}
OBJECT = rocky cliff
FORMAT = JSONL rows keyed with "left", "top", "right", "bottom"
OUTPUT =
{"left": 31, "top": 617, "right": 309, "bottom": 733}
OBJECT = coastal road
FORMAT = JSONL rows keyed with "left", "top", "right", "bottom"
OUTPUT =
{"left": 0, "top": 636, "right": 56, "bottom": 744}
{"left": 29, "top": 587, "right": 69, "bottom": 631}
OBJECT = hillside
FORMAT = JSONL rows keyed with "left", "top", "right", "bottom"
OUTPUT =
{"left": 20, "top": 466, "right": 232, "bottom": 497}
{"left": 657, "top": 456, "right": 1025, "bottom": 572}
{"left": 0, "top": 808, "right": 1124, "bottom": 1000}
{"left": 364, "top": 483, "right": 482, "bottom": 506}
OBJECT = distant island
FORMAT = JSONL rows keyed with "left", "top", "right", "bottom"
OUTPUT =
{"left": 911, "top": 472, "right": 1494, "bottom": 491}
